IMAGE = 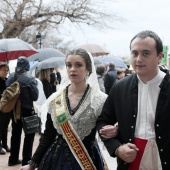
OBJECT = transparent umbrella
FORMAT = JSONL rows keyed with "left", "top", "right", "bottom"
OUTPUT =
{"left": 33, "top": 57, "right": 65, "bottom": 71}
{"left": 28, "top": 48, "right": 65, "bottom": 61}
{"left": 100, "top": 56, "right": 127, "bottom": 69}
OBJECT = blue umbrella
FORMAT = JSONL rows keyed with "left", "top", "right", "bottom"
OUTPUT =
{"left": 100, "top": 56, "right": 127, "bottom": 69}
{"left": 93, "top": 57, "right": 104, "bottom": 65}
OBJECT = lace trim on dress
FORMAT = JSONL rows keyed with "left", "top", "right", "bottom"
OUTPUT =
{"left": 49, "top": 88, "right": 107, "bottom": 140}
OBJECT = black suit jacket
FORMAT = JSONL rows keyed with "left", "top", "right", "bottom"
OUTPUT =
{"left": 104, "top": 69, "right": 117, "bottom": 94}
{"left": 97, "top": 73, "right": 170, "bottom": 170}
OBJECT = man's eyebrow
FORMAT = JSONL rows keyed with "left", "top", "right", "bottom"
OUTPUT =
{"left": 142, "top": 50, "right": 151, "bottom": 52}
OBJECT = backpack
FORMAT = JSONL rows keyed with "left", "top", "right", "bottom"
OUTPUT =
{"left": 0, "top": 80, "right": 21, "bottom": 116}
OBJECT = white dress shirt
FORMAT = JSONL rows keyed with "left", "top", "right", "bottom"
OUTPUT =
{"left": 135, "top": 70, "right": 166, "bottom": 139}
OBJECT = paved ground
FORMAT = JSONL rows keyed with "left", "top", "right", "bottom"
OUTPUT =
{"left": 0, "top": 130, "right": 117, "bottom": 170}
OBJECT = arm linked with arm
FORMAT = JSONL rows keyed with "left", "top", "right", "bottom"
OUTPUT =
{"left": 96, "top": 86, "right": 122, "bottom": 157}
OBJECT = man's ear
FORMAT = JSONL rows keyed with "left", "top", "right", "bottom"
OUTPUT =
{"left": 158, "top": 52, "right": 163, "bottom": 64}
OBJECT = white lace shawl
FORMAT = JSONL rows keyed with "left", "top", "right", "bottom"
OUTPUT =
{"left": 40, "top": 51, "right": 107, "bottom": 135}
{"left": 48, "top": 88, "right": 107, "bottom": 140}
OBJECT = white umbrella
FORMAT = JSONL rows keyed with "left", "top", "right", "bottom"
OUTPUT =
{"left": 77, "top": 44, "right": 109, "bottom": 57}
{"left": 34, "top": 57, "right": 65, "bottom": 71}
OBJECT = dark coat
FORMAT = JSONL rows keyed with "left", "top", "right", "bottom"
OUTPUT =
{"left": 97, "top": 73, "right": 170, "bottom": 170}
{"left": 41, "top": 79, "right": 53, "bottom": 99}
{"left": 6, "top": 72, "right": 38, "bottom": 109}
{"left": 0, "top": 77, "right": 7, "bottom": 99}
{"left": 104, "top": 68, "right": 117, "bottom": 94}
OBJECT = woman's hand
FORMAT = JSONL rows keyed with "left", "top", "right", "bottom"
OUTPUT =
{"left": 99, "top": 125, "right": 118, "bottom": 139}
{"left": 19, "top": 164, "right": 35, "bottom": 170}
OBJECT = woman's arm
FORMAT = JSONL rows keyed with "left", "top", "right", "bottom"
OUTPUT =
{"left": 30, "top": 113, "right": 57, "bottom": 167}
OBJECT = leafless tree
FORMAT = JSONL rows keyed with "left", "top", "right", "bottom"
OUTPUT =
{"left": 0, "top": 0, "right": 124, "bottom": 50}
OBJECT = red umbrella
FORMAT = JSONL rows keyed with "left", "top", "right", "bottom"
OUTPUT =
{"left": 0, "top": 38, "right": 37, "bottom": 62}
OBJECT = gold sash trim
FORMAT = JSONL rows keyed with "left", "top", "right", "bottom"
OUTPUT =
{"left": 54, "top": 91, "right": 96, "bottom": 170}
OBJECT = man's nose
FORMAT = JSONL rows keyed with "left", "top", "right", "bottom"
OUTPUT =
{"left": 136, "top": 54, "right": 142, "bottom": 62}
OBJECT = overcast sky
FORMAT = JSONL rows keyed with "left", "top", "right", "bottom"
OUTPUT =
{"left": 63, "top": 0, "right": 170, "bottom": 57}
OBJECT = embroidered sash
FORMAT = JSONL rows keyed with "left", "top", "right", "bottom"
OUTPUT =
{"left": 53, "top": 91, "right": 96, "bottom": 170}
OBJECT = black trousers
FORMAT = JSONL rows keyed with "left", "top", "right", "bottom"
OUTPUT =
{"left": 9, "top": 107, "right": 35, "bottom": 166}
{"left": 0, "top": 111, "right": 11, "bottom": 148}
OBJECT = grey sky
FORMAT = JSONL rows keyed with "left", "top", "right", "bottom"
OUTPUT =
{"left": 65, "top": 0, "right": 170, "bottom": 56}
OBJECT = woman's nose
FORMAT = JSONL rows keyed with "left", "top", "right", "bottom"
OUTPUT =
{"left": 70, "top": 66, "right": 76, "bottom": 71}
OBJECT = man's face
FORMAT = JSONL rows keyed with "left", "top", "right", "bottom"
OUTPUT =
{"left": 130, "top": 37, "right": 162, "bottom": 82}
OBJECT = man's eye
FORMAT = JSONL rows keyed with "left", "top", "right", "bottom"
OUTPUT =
{"left": 143, "top": 52, "right": 150, "bottom": 56}
{"left": 131, "top": 52, "right": 138, "bottom": 57}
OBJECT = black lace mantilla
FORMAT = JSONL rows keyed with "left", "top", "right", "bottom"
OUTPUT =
{"left": 65, "top": 84, "right": 90, "bottom": 116}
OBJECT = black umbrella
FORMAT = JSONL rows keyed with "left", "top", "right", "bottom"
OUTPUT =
{"left": 27, "top": 48, "right": 65, "bottom": 61}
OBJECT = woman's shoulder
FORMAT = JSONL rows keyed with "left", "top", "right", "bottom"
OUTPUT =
{"left": 93, "top": 91, "right": 107, "bottom": 104}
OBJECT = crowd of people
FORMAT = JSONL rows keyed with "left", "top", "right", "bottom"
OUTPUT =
{"left": 0, "top": 30, "right": 170, "bottom": 170}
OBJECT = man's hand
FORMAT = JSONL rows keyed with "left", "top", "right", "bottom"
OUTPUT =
{"left": 117, "top": 143, "right": 139, "bottom": 163}
{"left": 99, "top": 125, "right": 118, "bottom": 139}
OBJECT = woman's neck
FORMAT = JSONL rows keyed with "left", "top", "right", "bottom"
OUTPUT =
{"left": 69, "top": 83, "right": 87, "bottom": 95}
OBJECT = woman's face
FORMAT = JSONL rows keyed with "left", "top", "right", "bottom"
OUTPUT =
{"left": 66, "top": 55, "right": 88, "bottom": 84}
{"left": 0, "top": 66, "right": 8, "bottom": 79}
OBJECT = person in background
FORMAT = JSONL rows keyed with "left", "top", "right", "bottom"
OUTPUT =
{"left": 50, "top": 71, "right": 58, "bottom": 93}
{"left": 0, "top": 62, "right": 11, "bottom": 154}
{"left": 117, "top": 70, "right": 125, "bottom": 80}
{"left": 54, "top": 67, "right": 62, "bottom": 84}
{"left": 6, "top": 57, "right": 39, "bottom": 166}
{"left": 97, "top": 30, "right": 170, "bottom": 170}
{"left": 20, "top": 48, "right": 107, "bottom": 170}
{"left": 158, "top": 65, "right": 169, "bottom": 74}
{"left": 39, "top": 68, "right": 53, "bottom": 99}
{"left": 104, "top": 62, "right": 117, "bottom": 94}
{"left": 96, "top": 64, "right": 106, "bottom": 93}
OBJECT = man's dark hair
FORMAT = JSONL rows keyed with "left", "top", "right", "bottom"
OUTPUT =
{"left": 130, "top": 30, "right": 163, "bottom": 54}
{"left": 96, "top": 64, "right": 105, "bottom": 76}
{"left": 109, "top": 62, "right": 115, "bottom": 69}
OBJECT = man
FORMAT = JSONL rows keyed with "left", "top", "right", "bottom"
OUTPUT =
{"left": 97, "top": 30, "right": 170, "bottom": 170}
{"left": 104, "top": 62, "right": 117, "bottom": 94}
{"left": 0, "top": 62, "right": 10, "bottom": 154}
{"left": 6, "top": 57, "right": 38, "bottom": 166}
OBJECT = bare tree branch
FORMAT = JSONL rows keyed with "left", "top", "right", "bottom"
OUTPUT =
{"left": 0, "top": 0, "right": 124, "bottom": 50}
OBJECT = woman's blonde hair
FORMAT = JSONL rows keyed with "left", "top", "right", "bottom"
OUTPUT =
{"left": 39, "top": 68, "right": 51, "bottom": 81}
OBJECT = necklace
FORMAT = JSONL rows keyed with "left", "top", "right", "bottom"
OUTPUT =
{"left": 65, "top": 84, "right": 90, "bottom": 115}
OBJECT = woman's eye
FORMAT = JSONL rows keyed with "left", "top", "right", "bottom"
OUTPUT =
{"left": 66, "top": 64, "right": 72, "bottom": 68}
{"left": 76, "top": 63, "right": 82, "bottom": 67}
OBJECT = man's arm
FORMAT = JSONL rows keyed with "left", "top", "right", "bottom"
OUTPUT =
{"left": 96, "top": 87, "right": 121, "bottom": 157}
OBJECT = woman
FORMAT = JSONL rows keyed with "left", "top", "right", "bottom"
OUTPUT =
{"left": 0, "top": 62, "right": 10, "bottom": 154}
{"left": 38, "top": 68, "right": 53, "bottom": 99}
{"left": 20, "top": 48, "right": 107, "bottom": 170}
